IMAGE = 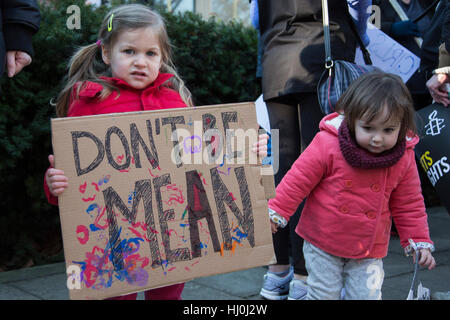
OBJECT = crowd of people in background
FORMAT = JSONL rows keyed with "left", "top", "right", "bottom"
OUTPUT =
{"left": 252, "top": 0, "right": 449, "bottom": 300}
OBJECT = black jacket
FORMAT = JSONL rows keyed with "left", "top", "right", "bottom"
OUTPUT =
{"left": 0, "top": 0, "right": 41, "bottom": 77}
{"left": 421, "top": 0, "right": 449, "bottom": 73}
{"left": 372, "top": 0, "right": 435, "bottom": 54}
{"left": 443, "top": 0, "right": 450, "bottom": 52}
{"left": 372, "top": 0, "right": 436, "bottom": 94}
{"left": 258, "top": 0, "right": 357, "bottom": 99}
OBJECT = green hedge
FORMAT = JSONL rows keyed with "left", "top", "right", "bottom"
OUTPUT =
{"left": 0, "top": 0, "right": 259, "bottom": 270}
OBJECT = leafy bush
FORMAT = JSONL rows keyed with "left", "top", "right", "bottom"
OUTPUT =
{"left": 0, "top": 0, "right": 259, "bottom": 270}
{"left": 165, "top": 11, "right": 260, "bottom": 105}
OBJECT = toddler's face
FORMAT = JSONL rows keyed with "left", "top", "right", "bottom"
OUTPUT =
{"left": 102, "top": 27, "right": 162, "bottom": 90}
{"left": 354, "top": 107, "right": 401, "bottom": 154}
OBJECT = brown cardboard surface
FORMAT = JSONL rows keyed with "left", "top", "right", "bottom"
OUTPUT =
{"left": 51, "top": 102, "right": 275, "bottom": 300}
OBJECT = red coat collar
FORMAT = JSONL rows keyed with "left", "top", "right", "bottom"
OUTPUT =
{"left": 100, "top": 72, "right": 174, "bottom": 91}
{"left": 77, "top": 72, "right": 175, "bottom": 98}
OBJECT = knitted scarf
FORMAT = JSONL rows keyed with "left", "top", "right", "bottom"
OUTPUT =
{"left": 338, "top": 120, "right": 406, "bottom": 169}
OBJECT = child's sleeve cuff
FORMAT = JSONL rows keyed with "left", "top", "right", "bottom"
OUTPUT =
{"left": 404, "top": 242, "right": 435, "bottom": 256}
{"left": 268, "top": 208, "right": 288, "bottom": 228}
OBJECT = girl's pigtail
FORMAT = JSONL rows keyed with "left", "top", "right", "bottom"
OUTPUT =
{"left": 53, "top": 43, "right": 100, "bottom": 117}
{"left": 162, "top": 62, "right": 193, "bottom": 107}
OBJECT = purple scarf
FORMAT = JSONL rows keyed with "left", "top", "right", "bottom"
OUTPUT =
{"left": 338, "top": 120, "right": 405, "bottom": 169}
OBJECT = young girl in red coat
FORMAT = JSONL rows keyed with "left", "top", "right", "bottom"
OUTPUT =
{"left": 44, "top": 4, "right": 267, "bottom": 300}
{"left": 268, "top": 72, "right": 436, "bottom": 300}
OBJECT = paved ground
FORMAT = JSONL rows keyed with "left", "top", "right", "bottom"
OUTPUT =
{"left": 0, "top": 206, "right": 449, "bottom": 300}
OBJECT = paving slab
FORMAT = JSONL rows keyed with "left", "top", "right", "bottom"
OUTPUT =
{"left": 0, "top": 206, "right": 448, "bottom": 301}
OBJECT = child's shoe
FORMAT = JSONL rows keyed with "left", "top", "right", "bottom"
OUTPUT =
{"left": 287, "top": 278, "right": 308, "bottom": 300}
{"left": 260, "top": 267, "right": 294, "bottom": 300}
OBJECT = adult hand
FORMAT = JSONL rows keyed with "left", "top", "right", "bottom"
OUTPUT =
{"left": 6, "top": 51, "right": 32, "bottom": 78}
{"left": 390, "top": 20, "right": 420, "bottom": 37}
{"left": 426, "top": 73, "right": 450, "bottom": 107}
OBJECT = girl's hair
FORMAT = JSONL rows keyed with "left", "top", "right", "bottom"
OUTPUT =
{"left": 335, "top": 72, "right": 417, "bottom": 141}
{"left": 54, "top": 4, "right": 192, "bottom": 117}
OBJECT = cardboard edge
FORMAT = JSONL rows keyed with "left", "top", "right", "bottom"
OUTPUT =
{"left": 260, "top": 165, "right": 275, "bottom": 199}
{"left": 50, "top": 102, "right": 256, "bottom": 123}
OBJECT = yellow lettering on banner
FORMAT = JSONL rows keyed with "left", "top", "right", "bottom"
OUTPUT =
{"left": 420, "top": 151, "right": 433, "bottom": 171}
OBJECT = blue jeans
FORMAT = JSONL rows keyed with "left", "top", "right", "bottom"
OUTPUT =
{"left": 303, "top": 241, "right": 384, "bottom": 300}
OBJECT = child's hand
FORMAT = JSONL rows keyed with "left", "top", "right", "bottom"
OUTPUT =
{"left": 252, "top": 133, "right": 269, "bottom": 158}
{"left": 45, "top": 155, "right": 68, "bottom": 197}
{"left": 270, "top": 220, "right": 279, "bottom": 234}
{"left": 413, "top": 249, "right": 436, "bottom": 270}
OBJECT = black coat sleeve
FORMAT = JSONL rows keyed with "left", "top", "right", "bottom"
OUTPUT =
{"left": 443, "top": 0, "right": 450, "bottom": 52}
{"left": 1, "top": 0, "right": 41, "bottom": 57}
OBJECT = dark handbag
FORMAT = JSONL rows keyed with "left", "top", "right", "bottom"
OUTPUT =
{"left": 317, "top": 0, "right": 379, "bottom": 115}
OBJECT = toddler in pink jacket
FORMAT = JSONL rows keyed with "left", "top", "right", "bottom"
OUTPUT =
{"left": 269, "top": 72, "right": 436, "bottom": 300}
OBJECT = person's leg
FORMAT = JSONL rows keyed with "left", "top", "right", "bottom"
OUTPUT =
{"left": 286, "top": 93, "right": 323, "bottom": 299}
{"left": 290, "top": 201, "right": 307, "bottom": 278}
{"left": 303, "top": 241, "right": 344, "bottom": 300}
{"left": 297, "top": 92, "right": 325, "bottom": 151}
{"left": 260, "top": 96, "right": 301, "bottom": 300}
{"left": 286, "top": 201, "right": 308, "bottom": 300}
{"left": 144, "top": 283, "right": 185, "bottom": 300}
{"left": 266, "top": 96, "right": 303, "bottom": 272}
{"left": 343, "top": 258, "right": 384, "bottom": 300}
{"left": 291, "top": 93, "right": 323, "bottom": 277}
{"left": 106, "top": 293, "right": 138, "bottom": 300}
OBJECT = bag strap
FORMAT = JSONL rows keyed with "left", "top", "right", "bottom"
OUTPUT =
{"left": 321, "top": 0, "right": 373, "bottom": 66}
{"left": 321, "top": 0, "right": 333, "bottom": 68}
{"left": 412, "top": 0, "right": 440, "bottom": 23}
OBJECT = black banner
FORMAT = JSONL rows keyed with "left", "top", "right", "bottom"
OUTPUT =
{"left": 416, "top": 103, "right": 450, "bottom": 215}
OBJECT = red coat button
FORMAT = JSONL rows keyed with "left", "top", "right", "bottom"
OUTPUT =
{"left": 366, "top": 210, "right": 377, "bottom": 219}
{"left": 344, "top": 180, "right": 353, "bottom": 188}
{"left": 339, "top": 205, "right": 349, "bottom": 214}
{"left": 371, "top": 184, "right": 380, "bottom": 192}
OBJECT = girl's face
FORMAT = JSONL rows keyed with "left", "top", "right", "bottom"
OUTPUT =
{"left": 102, "top": 27, "right": 162, "bottom": 90}
{"left": 354, "top": 107, "right": 401, "bottom": 154}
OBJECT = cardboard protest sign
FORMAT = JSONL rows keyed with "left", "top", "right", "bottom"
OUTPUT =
{"left": 415, "top": 103, "right": 450, "bottom": 216}
{"left": 51, "top": 102, "right": 275, "bottom": 300}
{"left": 355, "top": 23, "right": 420, "bottom": 83}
